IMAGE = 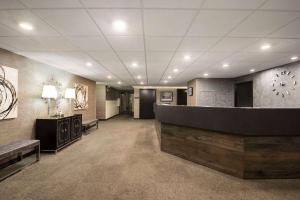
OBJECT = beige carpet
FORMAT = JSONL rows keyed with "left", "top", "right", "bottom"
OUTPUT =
{"left": 1, "top": 115, "right": 300, "bottom": 200}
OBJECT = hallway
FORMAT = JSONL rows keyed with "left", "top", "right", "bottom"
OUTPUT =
{"left": 1, "top": 115, "right": 300, "bottom": 200}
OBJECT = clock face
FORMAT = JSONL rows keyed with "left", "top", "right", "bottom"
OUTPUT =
{"left": 272, "top": 71, "right": 297, "bottom": 98}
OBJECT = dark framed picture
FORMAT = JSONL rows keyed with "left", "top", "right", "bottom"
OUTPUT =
{"left": 187, "top": 87, "right": 193, "bottom": 96}
{"left": 160, "top": 91, "right": 173, "bottom": 102}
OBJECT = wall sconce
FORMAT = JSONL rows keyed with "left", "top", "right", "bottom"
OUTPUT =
{"left": 65, "top": 88, "right": 75, "bottom": 115}
{"left": 42, "top": 85, "right": 57, "bottom": 116}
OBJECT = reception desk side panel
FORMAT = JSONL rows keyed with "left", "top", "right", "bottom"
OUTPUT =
{"left": 160, "top": 122, "right": 245, "bottom": 178}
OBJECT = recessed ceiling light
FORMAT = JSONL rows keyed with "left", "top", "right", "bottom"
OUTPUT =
{"left": 164, "top": 80, "right": 168, "bottom": 84}
{"left": 173, "top": 68, "right": 179, "bottom": 73}
{"left": 112, "top": 20, "right": 127, "bottom": 33}
{"left": 137, "top": 75, "right": 142, "bottom": 79}
{"left": 167, "top": 76, "right": 172, "bottom": 79}
{"left": 291, "top": 56, "right": 298, "bottom": 61}
{"left": 140, "top": 81, "right": 144, "bottom": 85}
{"left": 132, "top": 62, "right": 138, "bottom": 67}
{"left": 107, "top": 75, "right": 112, "bottom": 79}
{"left": 118, "top": 81, "right": 122, "bottom": 85}
{"left": 184, "top": 55, "right": 191, "bottom": 60}
{"left": 250, "top": 69, "right": 255, "bottom": 73}
{"left": 19, "top": 22, "right": 33, "bottom": 30}
{"left": 261, "top": 44, "right": 271, "bottom": 50}
{"left": 86, "top": 62, "right": 92, "bottom": 67}
{"left": 203, "top": 73, "right": 209, "bottom": 77}
{"left": 222, "top": 63, "right": 229, "bottom": 68}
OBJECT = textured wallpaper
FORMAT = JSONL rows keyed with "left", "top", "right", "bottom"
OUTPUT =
{"left": 0, "top": 49, "right": 96, "bottom": 145}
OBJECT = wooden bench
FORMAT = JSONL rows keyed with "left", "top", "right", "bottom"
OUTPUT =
{"left": 82, "top": 119, "right": 99, "bottom": 134}
{"left": 0, "top": 140, "right": 40, "bottom": 181}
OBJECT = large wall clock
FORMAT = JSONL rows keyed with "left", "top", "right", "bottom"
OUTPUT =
{"left": 272, "top": 70, "right": 297, "bottom": 98}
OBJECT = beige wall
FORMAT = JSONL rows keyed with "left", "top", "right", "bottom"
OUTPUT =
{"left": 0, "top": 49, "right": 96, "bottom": 145}
{"left": 156, "top": 88, "right": 177, "bottom": 105}
{"left": 133, "top": 88, "right": 140, "bottom": 118}
{"left": 133, "top": 87, "right": 185, "bottom": 118}
{"left": 96, "top": 84, "right": 106, "bottom": 120}
{"left": 187, "top": 79, "right": 197, "bottom": 106}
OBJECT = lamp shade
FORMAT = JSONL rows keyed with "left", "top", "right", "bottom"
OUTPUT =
{"left": 65, "top": 88, "right": 75, "bottom": 99}
{"left": 42, "top": 85, "right": 57, "bottom": 99}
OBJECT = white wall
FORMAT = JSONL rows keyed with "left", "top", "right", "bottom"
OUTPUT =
{"left": 105, "top": 100, "right": 119, "bottom": 119}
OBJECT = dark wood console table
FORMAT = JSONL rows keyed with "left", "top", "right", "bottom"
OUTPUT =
{"left": 36, "top": 114, "right": 82, "bottom": 153}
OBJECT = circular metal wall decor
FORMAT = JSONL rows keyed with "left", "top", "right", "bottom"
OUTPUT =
{"left": 272, "top": 70, "right": 297, "bottom": 98}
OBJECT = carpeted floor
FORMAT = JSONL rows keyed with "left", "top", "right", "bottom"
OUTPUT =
{"left": 1, "top": 115, "right": 300, "bottom": 200}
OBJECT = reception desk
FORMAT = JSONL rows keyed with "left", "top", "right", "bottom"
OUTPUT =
{"left": 155, "top": 105, "right": 300, "bottom": 179}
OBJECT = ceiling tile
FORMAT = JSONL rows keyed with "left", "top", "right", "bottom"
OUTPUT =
{"left": 144, "top": 9, "right": 196, "bottom": 36}
{"left": 229, "top": 11, "right": 300, "bottom": 37}
{"left": 81, "top": 0, "right": 140, "bottom": 8}
{"left": 20, "top": 0, "right": 82, "bottom": 8}
{"left": 0, "top": 37, "right": 46, "bottom": 51}
{"left": 0, "top": 10, "right": 59, "bottom": 36}
{"left": 261, "top": 0, "right": 300, "bottom": 11}
{"left": 107, "top": 36, "right": 144, "bottom": 51}
{"left": 30, "top": 36, "right": 79, "bottom": 51}
{"left": 145, "top": 37, "right": 181, "bottom": 51}
{"left": 67, "top": 36, "right": 111, "bottom": 51}
{"left": 178, "top": 37, "right": 220, "bottom": 51}
{"left": 210, "top": 37, "right": 259, "bottom": 52}
{"left": 143, "top": 0, "right": 204, "bottom": 9}
{"left": 271, "top": 18, "right": 300, "bottom": 38}
{"left": 243, "top": 38, "right": 300, "bottom": 53}
{"left": 188, "top": 10, "right": 251, "bottom": 36}
{"left": 0, "top": 0, "right": 25, "bottom": 9}
{"left": 89, "top": 50, "right": 118, "bottom": 61}
{"left": 89, "top": 9, "right": 142, "bottom": 36}
{"left": 202, "top": 0, "right": 264, "bottom": 9}
{"left": 0, "top": 24, "right": 20, "bottom": 36}
{"left": 170, "top": 51, "right": 203, "bottom": 69}
{"left": 34, "top": 9, "right": 100, "bottom": 36}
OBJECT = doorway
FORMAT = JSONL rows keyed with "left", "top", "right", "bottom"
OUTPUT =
{"left": 139, "top": 89, "right": 156, "bottom": 119}
{"left": 235, "top": 81, "right": 253, "bottom": 107}
{"left": 120, "top": 91, "right": 133, "bottom": 115}
{"left": 177, "top": 89, "right": 187, "bottom": 105}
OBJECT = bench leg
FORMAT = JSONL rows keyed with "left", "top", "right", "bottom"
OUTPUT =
{"left": 96, "top": 121, "right": 99, "bottom": 129}
{"left": 36, "top": 145, "right": 40, "bottom": 161}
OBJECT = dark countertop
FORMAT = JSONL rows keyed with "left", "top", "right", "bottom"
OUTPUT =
{"left": 155, "top": 105, "right": 300, "bottom": 136}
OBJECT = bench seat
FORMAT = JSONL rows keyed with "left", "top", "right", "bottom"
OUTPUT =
{"left": 82, "top": 119, "right": 99, "bottom": 133}
{"left": 0, "top": 140, "right": 40, "bottom": 181}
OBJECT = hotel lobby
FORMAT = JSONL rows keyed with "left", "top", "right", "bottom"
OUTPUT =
{"left": 1, "top": 0, "right": 300, "bottom": 199}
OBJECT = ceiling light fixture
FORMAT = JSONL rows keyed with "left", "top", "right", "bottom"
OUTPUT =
{"left": 112, "top": 20, "right": 127, "bottom": 33}
{"left": 19, "top": 22, "right": 33, "bottom": 30}
{"left": 173, "top": 68, "right": 179, "bottom": 73}
{"left": 132, "top": 62, "right": 138, "bottom": 67}
{"left": 137, "top": 75, "right": 142, "bottom": 79}
{"left": 291, "top": 56, "right": 298, "bottom": 61}
{"left": 261, "top": 44, "right": 271, "bottom": 50}
{"left": 118, "top": 81, "right": 122, "bottom": 85}
{"left": 184, "top": 55, "right": 191, "bottom": 60}
{"left": 86, "top": 62, "right": 92, "bottom": 67}
{"left": 250, "top": 69, "right": 255, "bottom": 73}
{"left": 222, "top": 63, "right": 229, "bottom": 68}
{"left": 107, "top": 75, "right": 112, "bottom": 79}
{"left": 167, "top": 76, "right": 172, "bottom": 79}
{"left": 140, "top": 81, "right": 144, "bottom": 85}
{"left": 164, "top": 80, "right": 168, "bottom": 84}
{"left": 203, "top": 73, "right": 209, "bottom": 77}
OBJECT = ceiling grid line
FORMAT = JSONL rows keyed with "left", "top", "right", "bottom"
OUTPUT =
{"left": 78, "top": 0, "right": 138, "bottom": 85}
{"left": 156, "top": 0, "right": 208, "bottom": 84}
{"left": 140, "top": 0, "right": 149, "bottom": 85}
{"left": 174, "top": 0, "right": 271, "bottom": 80}
{"left": 15, "top": 0, "right": 127, "bottom": 84}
